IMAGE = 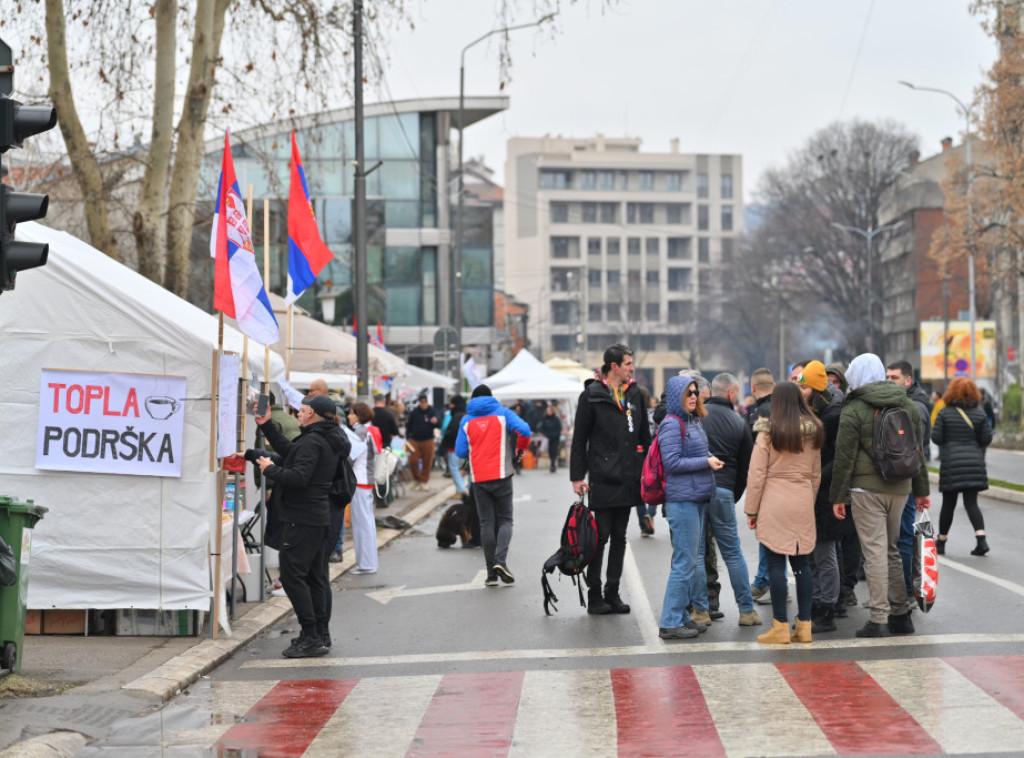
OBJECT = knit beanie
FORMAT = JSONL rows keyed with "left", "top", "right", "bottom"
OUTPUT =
{"left": 471, "top": 384, "right": 492, "bottom": 398}
{"left": 796, "top": 360, "right": 828, "bottom": 392}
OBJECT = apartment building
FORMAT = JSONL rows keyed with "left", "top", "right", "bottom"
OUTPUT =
{"left": 504, "top": 135, "right": 743, "bottom": 394}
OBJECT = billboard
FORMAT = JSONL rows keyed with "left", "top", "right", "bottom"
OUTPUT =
{"left": 919, "top": 320, "right": 996, "bottom": 381}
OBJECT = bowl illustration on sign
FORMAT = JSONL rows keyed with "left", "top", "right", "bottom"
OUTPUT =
{"left": 145, "top": 396, "right": 181, "bottom": 420}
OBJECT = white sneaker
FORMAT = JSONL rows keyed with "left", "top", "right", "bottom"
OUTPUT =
{"left": 271, "top": 583, "right": 286, "bottom": 597}
{"left": 351, "top": 567, "right": 378, "bottom": 575}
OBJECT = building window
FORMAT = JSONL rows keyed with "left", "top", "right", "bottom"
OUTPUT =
{"left": 540, "top": 170, "right": 571, "bottom": 189}
{"left": 721, "top": 205, "right": 733, "bottom": 232}
{"left": 628, "top": 237, "right": 641, "bottom": 255}
{"left": 721, "top": 238, "right": 735, "bottom": 262}
{"left": 588, "top": 334, "right": 606, "bottom": 351}
{"left": 599, "top": 171, "right": 615, "bottom": 190}
{"left": 638, "top": 171, "right": 654, "bottom": 190}
{"left": 627, "top": 203, "right": 636, "bottom": 224}
{"left": 550, "top": 268, "right": 572, "bottom": 292}
{"left": 552, "top": 335, "right": 573, "bottom": 352}
{"left": 600, "top": 202, "right": 618, "bottom": 223}
{"left": 639, "top": 334, "right": 657, "bottom": 350}
{"left": 628, "top": 270, "right": 641, "bottom": 286}
{"left": 618, "top": 171, "right": 629, "bottom": 190}
{"left": 699, "top": 270, "right": 711, "bottom": 293}
{"left": 607, "top": 303, "right": 621, "bottom": 320}
{"left": 668, "top": 300, "right": 692, "bottom": 320}
{"left": 607, "top": 237, "right": 621, "bottom": 256}
{"left": 588, "top": 267, "right": 601, "bottom": 285}
{"left": 697, "top": 172, "right": 709, "bottom": 199}
{"left": 646, "top": 303, "right": 659, "bottom": 321}
{"left": 646, "top": 237, "right": 659, "bottom": 255}
{"left": 639, "top": 203, "right": 654, "bottom": 223}
{"left": 668, "top": 237, "right": 691, "bottom": 259}
{"left": 666, "top": 172, "right": 682, "bottom": 191}
{"left": 583, "top": 202, "right": 598, "bottom": 223}
{"left": 668, "top": 268, "right": 691, "bottom": 292}
{"left": 587, "top": 237, "right": 601, "bottom": 256}
{"left": 646, "top": 270, "right": 660, "bottom": 284}
{"left": 697, "top": 205, "right": 709, "bottom": 231}
{"left": 552, "top": 301, "right": 573, "bottom": 325}
{"left": 721, "top": 174, "right": 733, "bottom": 199}
{"left": 579, "top": 170, "right": 596, "bottom": 190}
{"left": 666, "top": 204, "right": 684, "bottom": 224}
{"left": 550, "top": 202, "right": 568, "bottom": 223}
{"left": 551, "top": 236, "right": 579, "bottom": 259}
{"left": 607, "top": 270, "right": 620, "bottom": 285}
{"left": 698, "top": 238, "right": 710, "bottom": 262}
{"left": 628, "top": 303, "right": 642, "bottom": 320}
{"left": 667, "top": 334, "right": 684, "bottom": 351}
{"left": 589, "top": 304, "right": 602, "bottom": 320}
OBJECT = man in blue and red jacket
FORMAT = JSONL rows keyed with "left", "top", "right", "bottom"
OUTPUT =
{"left": 455, "top": 384, "right": 532, "bottom": 587}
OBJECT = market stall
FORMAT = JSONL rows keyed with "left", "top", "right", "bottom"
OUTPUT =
{"left": 0, "top": 222, "right": 283, "bottom": 612}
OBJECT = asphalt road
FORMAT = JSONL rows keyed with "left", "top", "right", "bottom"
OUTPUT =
{"left": 70, "top": 464, "right": 1024, "bottom": 756}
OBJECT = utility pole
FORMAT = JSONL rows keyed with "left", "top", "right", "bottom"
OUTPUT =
{"left": 353, "top": 0, "right": 369, "bottom": 402}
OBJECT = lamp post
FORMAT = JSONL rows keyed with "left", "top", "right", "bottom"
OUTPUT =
{"left": 832, "top": 220, "right": 904, "bottom": 353}
{"left": 455, "top": 13, "right": 555, "bottom": 385}
{"left": 899, "top": 80, "right": 976, "bottom": 381}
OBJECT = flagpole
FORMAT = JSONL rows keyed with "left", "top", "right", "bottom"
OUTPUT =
{"left": 212, "top": 316, "right": 224, "bottom": 640}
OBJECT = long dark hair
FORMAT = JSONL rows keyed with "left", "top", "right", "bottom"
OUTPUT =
{"left": 768, "top": 382, "right": 823, "bottom": 453}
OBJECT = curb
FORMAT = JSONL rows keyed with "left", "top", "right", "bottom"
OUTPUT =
{"left": 121, "top": 484, "right": 456, "bottom": 702}
{"left": 0, "top": 732, "right": 87, "bottom": 758}
{"left": 927, "top": 471, "right": 1024, "bottom": 506}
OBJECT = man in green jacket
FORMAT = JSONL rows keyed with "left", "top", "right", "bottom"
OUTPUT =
{"left": 830, "top": 353, "right": 930, "bottom": 638}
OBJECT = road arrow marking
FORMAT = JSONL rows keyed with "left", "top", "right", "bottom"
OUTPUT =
{"left": 366, "top": 570, "right": 489, "bottom": 605}
{"left": 513, "top": 494, "right": 533, "bottom": 502}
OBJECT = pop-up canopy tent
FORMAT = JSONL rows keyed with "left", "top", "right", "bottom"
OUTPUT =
{"left": 390, "top": 364, "right": 457, "bottom": 393}
{"left": 0, "top": 223, "right": 284, "bottom": 610}
{"left": 491, "top": 376, "right": 583, "bottom": 402}
{"left": 544, "top": 356, "right": 595, "bottom": 383}
{"left": 484, "top": 348, "right": 582, "bottom": 389}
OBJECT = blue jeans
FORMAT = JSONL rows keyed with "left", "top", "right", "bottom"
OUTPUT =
{"left": 898, "top": 494, "right": 915, "bottom": 596}
{"left": 693, "top": 488, "right": 754, "bottom": 612}
{"left": 447, "top": 451, "right": 468, "bottom": 494}
{"left": 660, "top": 499, "right": 707, "bottom": 628}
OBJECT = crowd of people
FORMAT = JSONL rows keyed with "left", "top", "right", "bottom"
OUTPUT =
{"left": 237, "top": 341, "right": 996, "bottom": 656}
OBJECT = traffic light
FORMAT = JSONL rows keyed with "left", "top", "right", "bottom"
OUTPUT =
{"left": 0, "top": 93, "right": 57, "bottom": 292}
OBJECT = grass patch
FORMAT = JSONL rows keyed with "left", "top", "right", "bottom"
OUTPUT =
{"left": 926, "top": 466, "right": 1024, "bottom": 492}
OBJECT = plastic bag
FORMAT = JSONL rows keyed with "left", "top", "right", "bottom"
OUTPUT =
{"left": 912, "top": 509, "right": 938, "bottom": 612}
{"left": 0, "top": 534, "right": 16, "bottom": 587}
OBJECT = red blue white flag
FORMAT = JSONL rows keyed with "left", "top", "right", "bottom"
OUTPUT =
{"left": 286, "top": 132, "right": 334, "bottom": 305}
{"left": 210, "top": 131, "right": 279, "bottom": 345}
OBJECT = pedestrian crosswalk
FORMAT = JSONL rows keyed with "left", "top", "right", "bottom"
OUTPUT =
{"left": 162, "top": 655, "right": 1024, "bottom": 756}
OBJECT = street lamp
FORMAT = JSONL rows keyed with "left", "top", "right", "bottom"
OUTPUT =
{"left": 455, "top": 13, "right": 556, "bottom": 385}
{"left": 899, "top": 80, "right": 977, "bottom": 381}
{"left": 832, "top": 220, "right": 904, "bottom": 353}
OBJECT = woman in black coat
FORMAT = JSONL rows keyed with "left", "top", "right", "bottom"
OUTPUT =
{"left": 931, "top": 377, "right": 993, "bottom": 556}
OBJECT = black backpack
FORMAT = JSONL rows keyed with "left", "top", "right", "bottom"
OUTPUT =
{"left": 330, "top": 456, "right": 358, "bottom": 506}
{"left": 541, "top": 495, "right": 600, "bottom": 615}
{"left": 869, "top": 406, "right": 922, "bottom": 481}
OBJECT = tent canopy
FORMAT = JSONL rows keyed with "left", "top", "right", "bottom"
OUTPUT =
{"left": 248, "top": 293, "right": 406, "bottom": 378}
{"left": 491, "top": 376, "right": 583, "bottom": 402}
{"left": 484, "top": 349, "right": 582, "bottom": 389}
{"left": 0, "top": 222, "right": 283, "bottom": 610}
{"left": 544, "top": 356, "right": 595, "bottom": 383}
{"left": 390, "top": 364, "right": 457, "bottom": 393}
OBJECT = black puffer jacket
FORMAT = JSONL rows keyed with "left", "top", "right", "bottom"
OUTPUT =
{"left": 748, "top": 394, "right": 771, "bottom": 440}
{"left": 809, "top": 386, "right": 843, "bottom": 541}
{"left": 253, "top": 419, "right": 348, "bottom": 526}
{"left": 570, "top": 376, "right": 652, "bottom": 509}
{"left": 932, "top": 403, "right": 992, "bottom": 492}
{"left": 702, "top": 396, "right": 753, "bottom": 499}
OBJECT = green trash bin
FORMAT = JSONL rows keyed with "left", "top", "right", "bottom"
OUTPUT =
{"left": 0, "top": 496, "right": 47, "bottom": 675}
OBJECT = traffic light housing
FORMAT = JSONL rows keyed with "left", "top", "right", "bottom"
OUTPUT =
{"left": 0, "top": 93, "right": 57, "bottom": 292}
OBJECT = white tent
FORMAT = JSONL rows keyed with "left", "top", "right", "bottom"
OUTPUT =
{"left": 390, "top": 364, "right": 457, "bottom": 393}
{"left": 491, "top": 376, "right": 583, "bottom": 402}
{"left": 0, "top": 223, "right": 284, "bottom": 610}
{"left": 484, "top": 349, "right": 582, "bottom": 389}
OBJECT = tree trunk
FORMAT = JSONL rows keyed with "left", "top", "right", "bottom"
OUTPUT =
{"left": 165, "top": 0, "right": 229, "bottom": 298}
{"left": 45, "top": 0, "right": 117, "bottom": 261}
{"left": 133, "top": 0, "right": 177, "bottom": 284}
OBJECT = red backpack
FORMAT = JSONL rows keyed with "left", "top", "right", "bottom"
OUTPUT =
{"left": 641, "top": 414, "right": 684, "bottom": 506}
{"left": 541, "top": 495, "right": 600, "bottom": 615}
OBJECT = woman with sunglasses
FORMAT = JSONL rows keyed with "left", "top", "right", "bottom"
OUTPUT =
{"left": 744, "top": 381, "right": 823, "bottom": 644}
{"left": 657, "top": 374, "right": 724, "bottom": 639}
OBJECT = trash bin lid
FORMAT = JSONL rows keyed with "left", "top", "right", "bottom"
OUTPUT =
{"left": 0, "top": 496, "right": 48, "bottom": 525}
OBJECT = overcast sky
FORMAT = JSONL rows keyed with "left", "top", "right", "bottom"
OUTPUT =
{"left": 376, "top": 0, "right": 996, "bottom": 202}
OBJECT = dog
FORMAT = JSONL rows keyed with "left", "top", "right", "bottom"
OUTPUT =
{"left": 436, "top": 492, "right": 479, "bottom": 548}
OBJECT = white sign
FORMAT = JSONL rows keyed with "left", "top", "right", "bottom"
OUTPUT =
{"left": 216, "top": 353, "right": 240, "bottom": 458}
{"left": 36, "top": 369, "right": 187, "bottom": 477}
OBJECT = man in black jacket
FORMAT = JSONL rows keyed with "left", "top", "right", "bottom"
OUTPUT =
{"left": 696, "top": 372, "right": 761, "bottom": 626}
{"left": 570, "top": 344, "right": 652, "bottom": 615}
{"left": 246, "top": 394, "right": 347, "bottom": 658}
{"left": 406, "top": 394, "right": 439, "bottom": 491}
{"left": 746, "top": 367, "right": 775, "bottom": 604}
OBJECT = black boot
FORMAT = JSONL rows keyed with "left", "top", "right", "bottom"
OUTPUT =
{"left": 604, "top": 591, "right": 631, "bottom": 614}
{"left": 587, "top": 589, "right": 612, "bottom": 615}
{"left": 971, "top": 535, "right": 990, "bottom": 556}
{"left": 811, "top": 602, "right": 837, "bottom": 633}
{"left": 936, "top": 536, "right": 946, "bottom": 555}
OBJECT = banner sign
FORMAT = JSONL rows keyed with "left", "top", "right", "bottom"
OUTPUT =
{"left": 919, "top": 320, "right": 997, "bottom": 381}
{"left": 36, "top": 369, "right": 187, "bottom": 477}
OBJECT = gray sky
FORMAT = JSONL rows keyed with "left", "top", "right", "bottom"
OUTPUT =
{"left": 379, "top": 0, "right": 996, "bottom": 202}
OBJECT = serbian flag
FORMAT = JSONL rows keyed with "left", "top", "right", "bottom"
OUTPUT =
{"left": 210, "top": 132, "right": 279, "bottom": 345}
{"left": 376, "top": 320, "right": 386, "bottom": 350}
{"left": 286, "top": 132, "right": 334, "bottom": 305}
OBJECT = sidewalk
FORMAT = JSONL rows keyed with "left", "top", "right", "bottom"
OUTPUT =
{"left": 0, "top": 482, "right": 457, "bottom": 757}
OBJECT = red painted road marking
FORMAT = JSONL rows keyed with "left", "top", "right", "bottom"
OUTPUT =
{"left": 406, "top": 671, "right": 524, "bottom": 757}
{"left": 777, "top": 661, "right": 942, "bottom": 755}
{"left": 215, "top": 678, "right": 357, "bottom": 757}
{"left": 945, "top": 655, "right": 1024, "bottom": 719}
{"left": 611, "top": 666, "right": 725, "bottom": 758}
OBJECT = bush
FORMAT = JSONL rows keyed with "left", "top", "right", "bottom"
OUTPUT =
{"left": 1003, "top": 383, "right": 1021, "bottom": 425}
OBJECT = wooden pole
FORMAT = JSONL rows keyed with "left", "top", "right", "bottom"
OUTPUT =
{"left": 212, "top": 317, "right": 225, "bottom": 639}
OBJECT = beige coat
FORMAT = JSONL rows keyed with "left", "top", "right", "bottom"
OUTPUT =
{"left": 744, "top": 418, "right": 821, "bottom": 556}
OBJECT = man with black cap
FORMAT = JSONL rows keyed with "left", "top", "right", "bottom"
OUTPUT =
{"left": 246, "top": 394, "right": 348, "bottom": 658}
{"left": 455, "top": 384, "right": 531, "bottom": 586}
